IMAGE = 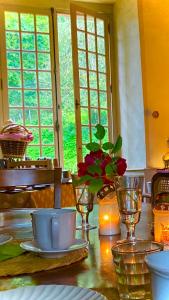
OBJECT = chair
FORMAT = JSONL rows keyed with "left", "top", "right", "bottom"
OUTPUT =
{"left": 6, "top": 159, "right": 52, "bottom": 169}
{"left": 0, "top": 168, "right": 62, "bottom": 208}
{"left": 152, "top": 171, "right": 169, "bottom": 207}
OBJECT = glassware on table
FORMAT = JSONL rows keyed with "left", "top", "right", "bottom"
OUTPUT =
{"left": 117, "top": 188, "right": 142, "bottom": 242}
{"left": 74, "top": 185, "right": 96, "bottom": 230}
{"left": 112, "top": 240, "right": 163, "bottom": 300}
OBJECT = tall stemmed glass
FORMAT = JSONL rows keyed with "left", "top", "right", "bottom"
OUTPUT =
{"left": 73, "top": 185, "right": 96, "bottom": 230}
{"left": 117, "top": 188, "right": 142, "bottom": 242}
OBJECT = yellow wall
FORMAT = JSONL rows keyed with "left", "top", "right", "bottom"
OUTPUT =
{"left": 138, "top": 0, "right": 169, "bottom": 168}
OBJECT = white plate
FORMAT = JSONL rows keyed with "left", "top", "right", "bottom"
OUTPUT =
{"left": 0, "top": 285, "right": 107, "bottom": 300}
{"left": 20, "top": 239, "right": 88, "bottom": 258}
{"left": 0, "top": 234, "right": 13, "bottom": 245}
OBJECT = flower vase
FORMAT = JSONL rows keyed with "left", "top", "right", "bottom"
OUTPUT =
{"left": 98, "top": 184, "right": 121, "bottom": 236}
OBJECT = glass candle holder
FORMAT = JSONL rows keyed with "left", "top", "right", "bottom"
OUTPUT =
{"left": 154, "top": 205, "right": 169, "bottom": 244}
{"left": 99, "top": 193, "right": 120, "bottom": 236}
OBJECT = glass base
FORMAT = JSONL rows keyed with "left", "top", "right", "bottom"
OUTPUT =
{"left": 116, "top": 238, "right": 143, "bottom": 244}
{"left": 76, "top": 224, "right": 97, "bottom": 231}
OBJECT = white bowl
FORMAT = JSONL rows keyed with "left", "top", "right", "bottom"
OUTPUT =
{"left": 145, "top": 251, "right": 169, "bottom": 300}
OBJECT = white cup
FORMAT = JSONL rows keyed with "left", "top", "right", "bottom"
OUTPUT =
{"left": 31, "top": 208, "right": 76, "bottom": 251}
{"left": 145, "top": 251, "right": 169, "bottom": 300}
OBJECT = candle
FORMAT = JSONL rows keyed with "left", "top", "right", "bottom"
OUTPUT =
{"left": 154, "top": 207, "right": 169, "bottom": 243}
{"left": 99, "top": 195, "right": 120, "bottom": 235}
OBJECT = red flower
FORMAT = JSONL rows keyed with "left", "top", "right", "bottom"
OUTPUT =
{"left": 77, "top": 162, "right": 88, "bottom": 177}
{"left": 84, "top": 154, "right": 95, "bottom": 166}
{"left": 116, "top": 158, "right": 127, "bottom": 176}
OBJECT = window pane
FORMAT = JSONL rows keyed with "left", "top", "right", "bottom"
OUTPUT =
{"left": 9, "top": 89, "right": 22, "bottom": 106}
{"left": 100, "top": 91, "right": 107, "bottom": 108}
{"left": 98, "top": 55, "right": 106, "bottom": 73}
{"left": 21, "top": 33, "right": 35, "bottom": 51}
{"left": 40, "top": 109, "right": 53, "bottom": 125}
{"left": 87, "top": 16, "right": 95, "bottom": 33}
{"left": 27, "top": 146, "right": 40, "bottom": 159}
{"left": 5, "top": 12, "right": 19, "bottom": 30}
{"left": 9, "top": 108, "right": 23, "bottom": 124}
{"left": 91, "top": 126, "right": 98, "bottom": 142}
{"left": 29, "top": 127, "right": 40, "bottom": 144}
{"left": 97, "top": 36, "right": 105, "bottom": 54}
{"left": 36, "top": 15, "right": 49, "bottom": 33}
{"left": 89, "top": 71, "right": 97, "bottom": 89}
{"left": 24, "top": 90, "right": 37, "bottom": 107}
{"left": 25, "top": 109, "right": 39, "bottom": 125}
{"left": 100, "top": 109, "right": 108, "bottom": 126}
{"left": 58, "top": 14, "right": 77, "bottom": 170}
{"left": 23, "top": 71, "right": 37, "bottom": 88}
{"left": 96, "top": 19, "right": 104, "bottom": 36}
{"left": 22, "top": 52, "right": 36, "bottom": 70}
{"left": 79, "top": 69, "right": 87, "bottom": 88}
{"left": 82, "top": 145, "right": 88, "bottom": 158}
{"left": 78, "top": 50, "right": 86, "bottom": 69}
{"left": 88, "top": 53, "right": 96, "bottom": 71}
{"left": 6, "top": 32, "right": 20, "bottom": 50}
{"left": 102, "top": 127, "right": 108, "bottom": 143}
{"left": 38, "top": 53, "right": 51, "bottom": 70}
{"left": 91, "top": 108, "right": 99, "bottom": 125}
{"left": 41, "top": 128, "right": 54, "bottom": 144}
{"left": 80, "top": 88, "right": 88, "bottom": 106}
{"left": 42, "top": 146, "right": 55, "bottom": 158}
{"left": 8, "top": 70, "right": 21, "bottom": 88}
{"left": 99, "top": 73, "right": 106, "bottom": 90}
{"left": 81, "top": 108, "right": 89, "bottom": 125}
{"left": 37, "top": 34, "right": 50, "bottom": 51}
{"left": 39, "top": 90, "right": 52, "bottom": 107}
{"left": 38, "top": 72, "right": 51, "bottom": 89}
{"left": 7, "top": 51, "right": 20, "bottom": 69}
{"left": 82, "top": 126, "right": 90, "bottom": 143}
{"left": 87, "top": 34, "right": 95, "bottom": 52}
{"left": 77, "top": 13, "right": 85, "bottom": 30}
{"left": 90, "top": 90, "right": 98, "bottom": 107}
{"left": 20, "top": 14, "right": 34, "bottom": 32}
{"left": 77, "top": 31, "right": 86, "bottom": 50}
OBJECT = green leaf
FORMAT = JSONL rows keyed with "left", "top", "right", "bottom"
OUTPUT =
{"left": 105, "top": 163, "right": 117, "bottom": 177}
{"left": 87, "top": 164, "right": 102, "bottom": 176}
{"left": 86, "top": 142, "right": 100, "bottom": 151}
{"left": 94, "top": 124, "right": 105, "bottom": 140}
{"left": 102, "top": 142, "right": 114, "bottom": 151}
{"left": 88, "top": 178, "right": 104, "bottom": 193}
{"left": 0, "top": 243, "right": 26, "bottom": 262}
{"left": 72, "top": 175, "right": 93, "bottom": 186}
{"left": 112, "top": 135, "right": 122, "bottom": 153}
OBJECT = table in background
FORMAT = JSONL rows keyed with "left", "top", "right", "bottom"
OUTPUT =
{"left": 0, "top": 183, "right": 75, "bottom": 209}
{"left": 0, "top": 203, "right": 152, "bottom": 300}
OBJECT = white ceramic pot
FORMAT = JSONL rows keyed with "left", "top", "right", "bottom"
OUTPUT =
{"left": 145, "top": 251, "right": 169, "bottom": 300}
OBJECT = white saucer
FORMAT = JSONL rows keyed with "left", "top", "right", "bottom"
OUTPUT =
{"left": 0, "top": 285, "right": 107, "bottom": 300}
{"left": 0, "top": 234, "right": 13, "bottom": 245}
{"left": 20, "top": 239, "right": 88, "bottom": 258}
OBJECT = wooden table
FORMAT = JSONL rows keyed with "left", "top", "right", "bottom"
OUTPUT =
{"left": 0, "top": 203, "right": 153, "bottom": 300}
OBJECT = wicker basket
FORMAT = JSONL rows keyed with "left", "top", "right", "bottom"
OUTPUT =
{"left": 0, "top": 124, "right": 29, "bottom": 158}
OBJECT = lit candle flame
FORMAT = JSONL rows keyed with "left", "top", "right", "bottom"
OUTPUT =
{"left": 103, "top": 214, "right": 109, "bottom": 221}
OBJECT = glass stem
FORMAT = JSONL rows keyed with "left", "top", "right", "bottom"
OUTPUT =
{"left": 81, "top": 213, "right": 89, "bottom": 229}
{"left": 126, "top": 224, "right": 136, "bottom": 241}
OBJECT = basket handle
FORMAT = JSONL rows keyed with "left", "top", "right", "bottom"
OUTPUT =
{"left": 1, "top": 124, "right": 30, "bottom": 134}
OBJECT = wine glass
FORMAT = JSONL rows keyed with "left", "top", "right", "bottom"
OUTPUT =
{"left": 116, "top": 187, "right": 142, "bottom": 242}
{"left": 74, "top": 185, "right": 97, "bottom": 230}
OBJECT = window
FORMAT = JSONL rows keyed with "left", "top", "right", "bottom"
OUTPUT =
{"left": 1, "top": 8, "right": 57, "bottom": 159}
{"left": 0, "top": 5, "right": 113, "bottom": 170}
{"left": 71, "top": 4, "right": 112, "bottom": 163}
